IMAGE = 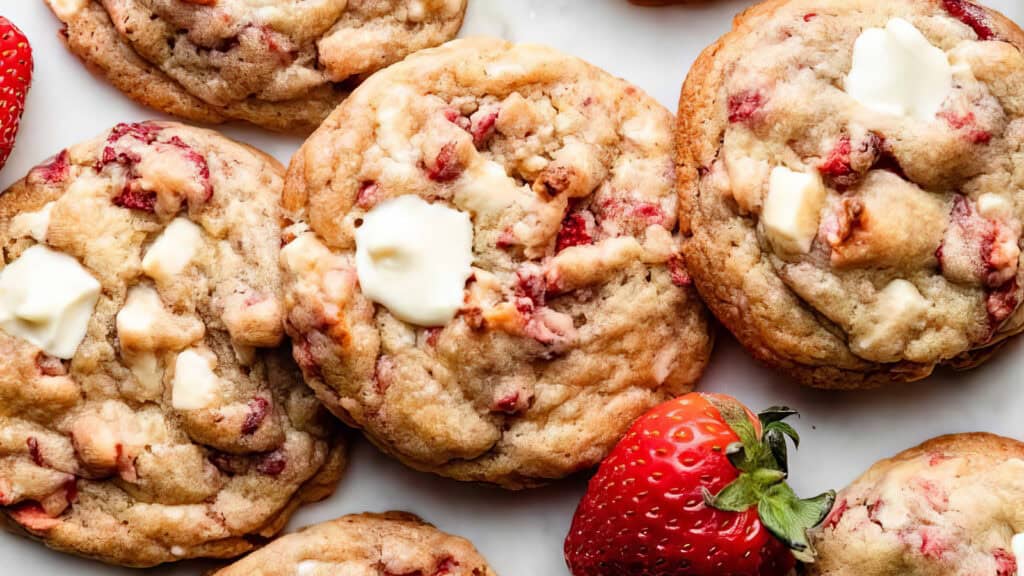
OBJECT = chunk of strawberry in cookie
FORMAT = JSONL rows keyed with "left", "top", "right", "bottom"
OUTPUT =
{"left": 937, "top": 109, "right": 992, "bottom": 144}
{"left": 941, "top": 0, "right": 997, "bottom": 41}
{"left": 469, "top": 106, "right": 499, "bottom": 147}
{"left": 425, "top": 142, "right": 465, "bottom": 182}
{"left": 98, "top": 123, "right": 213, "bottom": 215}
{"left": 9, "top": 502, "right": 63, "bottom": 533}
{"left": 596, "top": 197, "right": 666, "bottom": 238}
{"left": 937, "top": 195, "right": 1021, "bottom": 288}
{"left": 27, "top": 150, "right": 70, "bottom": 185}
{"left": 555, "top": 211, "right": 595, "bottom": 253}
{"left": 987, "top": 279, "right": 1020, "bottom": 328}
{"left": 727, "top": 89, "right": 765, "bottom": 124}
{"left": 994, "top": 548, "right": 1017, "bottom": 576}
{"left": 818, "top": 132, "right": 883, "bottom": 189}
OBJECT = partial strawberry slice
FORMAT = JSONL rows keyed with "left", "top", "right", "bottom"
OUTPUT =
{"left": 0, "top": 17, "right": 33, "bottom": 171}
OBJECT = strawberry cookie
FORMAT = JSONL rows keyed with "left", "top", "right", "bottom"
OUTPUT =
{"left": 46, "top": 0, "right": 467, "bottom": 132}
{"left": 809, "top": 433, "right": 1024, "bottom": 575}
{"left": 213, "top": 512, "right": 496, "bottom": 576}
{"left": 0, "top": 122, "right": 346, "bottom": 567}
{"left": 678, "top": 0, "right": 1024, "bottom": 388}
{"left": 282, "top": 37, "right": 712, "bottom": 488}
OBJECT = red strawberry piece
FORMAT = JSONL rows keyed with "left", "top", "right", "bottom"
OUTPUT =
{"left": 818, "top": 133, "right": 883, "bottom": 189}
{"left": 556, "top": 212, "right": 593, "bottom": 252}
{"left": 565, "top": 393, "right": 834, "bottom": 576}
{"left": 9, "top": 502, "right": 61, "bottom": 533}
{"left": 241, "top": 397, "right": 271, "bottom": 436}
{"left": 26, "top": 437, "right": 45, "bottom": 467}
{"left": 166, "top": 135, "right": 213, "bottom": 202}
{"left": 728, "top": 90, "right": 765, "bottom": 124}
{"left": 937, "top": 110, "right": 992, "bottom": 144}
{"left": 470, "top": 109, "right": 499, "bottom": 148}
{"left": 426, "top": 142, "right": 464, "bottom": 182}
{"left": 356, "top": 181, "right": 382, "bottom": 209}
{"left": 373, "top": 356, "right": 396, "bottom": 394}
{"left": 432, "top": 557, "right": 459, "bottom": 576}
{"left": 942, "top": 0, "right": 996, "bottom": 41}
{"left": 112, "top": 187, "right": 158, "bottom": 213}
{"left": 667, "top": 254, "right": 692, "bottom": 287}
{"left": 28, "top": 150, "right": 70, "bottom": 185}
{"left": 0, "top": 17, "right": 32, "bottom": 171}
{"left": 35, "top": 352, "right": 67, "bottom": 376}
{"left": 823, "top": 499, "right": 848, "bottom": 530}
{"left": 994, "top": 548, "right": 1017, "bottom": 576}
{"left": 255, "top": 450, "right": 287, "bottom": 476}
{"left": 987, "top": 278, "right": 1020, "bottom": 328}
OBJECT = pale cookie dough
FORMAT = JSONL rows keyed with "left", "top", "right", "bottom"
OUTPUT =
{"left": 809, "top": 433, "right": 1024, "bottom": 575}
{"left": 46, "top": 0, "right": 468, "bottom": 132}
{"left": 0, "top": 121, "right": 346, "bottom": 567}
{"left": 678, "top": 0, "right": 1024, "bottom": 388}
{"left": 213, "top": 512, "right": 496, "bottom": 576}
{"left": 282, "top": 37, "right": 713, "bottom": 488}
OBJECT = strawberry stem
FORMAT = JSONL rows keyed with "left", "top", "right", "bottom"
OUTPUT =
{"left": 705, "top": 396, "right": 836, "bottom": 564}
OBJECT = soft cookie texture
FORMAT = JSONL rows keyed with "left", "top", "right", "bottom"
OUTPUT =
{"left": 808, "top": 433, "right": 1024, "bottom": 575}
{"left": 213, "top": 512, "right": 496, "bottom": 576}
{"left": 0, "top": 122, "right": 346, "bottom": 567}
{"left": 282, "top": 37, "right": 713, "bottom": 488}
{"left": 677, "top": 0, "right": 1024, "bottom": 388}
{"left": 46, "top": 0, "right": 468, "bottom": 132}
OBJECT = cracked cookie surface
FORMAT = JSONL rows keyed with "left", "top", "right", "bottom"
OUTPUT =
{"left": 214, "top": 512, "right": 496, "bottom": 576}
{"left": 282, "top": 37, "right": 712, "bottom": 488}
{"left": 677, "top": 0, "right": 1024, "bottom": 388}
{"left": 0, "top": 121, "right": 346, "bottom": 567}
{"left": 809, "top": 433, "right": 1024, "bottom": 575}
{"left": 46, "top": 0, "right": 467, "bottom": 131}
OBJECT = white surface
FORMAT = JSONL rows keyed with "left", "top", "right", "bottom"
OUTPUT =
{"left": 2, "top": 1, "right": 1023, "bottom": 574}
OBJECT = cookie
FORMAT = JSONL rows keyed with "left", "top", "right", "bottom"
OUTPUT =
{"left": 808, "top": 433, "right": 1024, "bottom": 575}
{"left": 46, "top": 0, "right": 468, "bottom": 132}
{"left": 0, "top": 121, "right": 346, "bottom": 567}
{"left": 281, "top": 37, "right": 713, "bottom": 488}
{"left": 213, "top": 512, "right": 496, "bottom": 576}
{"left": 677, "top": 0, "right": 1024, "bottom": 388}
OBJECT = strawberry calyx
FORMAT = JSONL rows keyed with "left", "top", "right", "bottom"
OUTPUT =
{"left": 703, "top": 396, "right": 836, "bottom": 564}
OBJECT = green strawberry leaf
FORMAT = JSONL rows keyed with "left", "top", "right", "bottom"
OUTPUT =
{"left": 758, "top": 406, "right": 799, "bottom": 425}
{"left": 701, "top": 479, "right": 758, "bottom": 512}
{"left": 758, "top": 484, "right": 837, "bottom": 564}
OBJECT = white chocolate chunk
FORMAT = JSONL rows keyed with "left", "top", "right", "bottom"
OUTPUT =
{"left": 172, "top": 349, "right": 221, "bottom": 410}
{"left": 0, "top": 245, "right": 101, "bottom": 358}
{"left": 977, "top": 193, "right": 1014, "bottom": 221}
{"left": 853, "top": 279, "right": 930, "bottom": 360}
{"left": 10, "top": 202, "right": 55, "bottom": 242}
{"left": 116, "top": 286, "right": 165, "bottom": 344}
{"left": 46, "top": 0, "right": 88, "bottom": 19}
{"left": 761, "top": 166, "right": 826, "bottom": 254}
{"left": 845, "top": 18, "right": 953, "bottom": 120}
{"left": 355, "top": 195, "right": 474, "bottom": 326}
{"left": 142, "top": 218, "right": 204, "bottom": 282}
{"left": 454, "top": 159, "right": 525, "bottom": 217}
{"left": 128, "top": 351, "right": 164, "bottom": 399}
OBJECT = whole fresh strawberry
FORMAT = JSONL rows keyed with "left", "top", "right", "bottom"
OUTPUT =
{"left": 0, "top": 16, "right": 32, "bottom": 171}
{"left": 564, "top": 393, "right": 835, "bottom": 575}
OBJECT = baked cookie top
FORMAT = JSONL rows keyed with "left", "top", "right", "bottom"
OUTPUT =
{"left": 0, "top": 122, "right": 345, "bottom": 567}
{"left": 809, "top": 433, "right": 1024, "bottom": 576}
{"left": 282, "top": 37, "right": 712, "bottom": 488}
{"left": 678, "top": 0, "right": 1024, "bottom": 388}
{"left": 46, "top": 0, "right": 467, "bottom": 131}
{"left": 213, "top": 512, "right": 496, "bottom": 576}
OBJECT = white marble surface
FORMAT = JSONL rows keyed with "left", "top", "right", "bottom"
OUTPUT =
{"left": 2, "top": 1, "right": 1023, "bottom": 574}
